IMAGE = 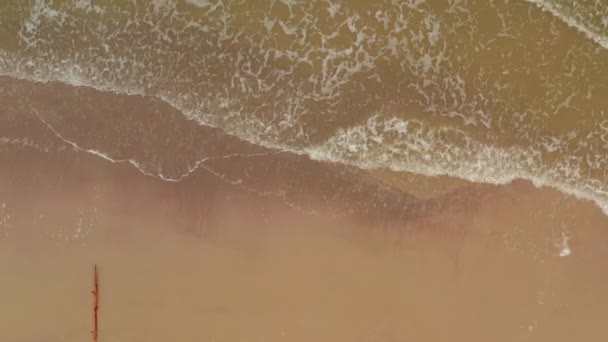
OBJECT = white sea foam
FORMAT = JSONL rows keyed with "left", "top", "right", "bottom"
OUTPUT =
{"left": 302, "top": 115, "right": 608, "bottom": 217}
{"left": 2, "top": 0, "right": 608, "bottom": 218}
{"left": 73, "top": 0, "right": 105, "bottom": 14}
{"left": 0, "top": 137, "right": 58, "bottom": 152}
{"left": 4, "top": 60, "right": 608, "bottom": 217}
{"left": 525, "top": 0, "right": 608, "bottom": 50}
{"left": 30, "top": 105, "right": 211, "bottom": 182}
{"left": 185, "top": 0, "right": 213, "bottom": 8}
{"left": 557, "top": 231, "right": 571, "bottom": 257}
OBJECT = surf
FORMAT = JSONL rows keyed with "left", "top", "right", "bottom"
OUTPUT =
{"left": 1, "top": 0, "right": 608, "bottom": 216}
{"left": 524, "top": 0, "right": 608, "bottom": 50}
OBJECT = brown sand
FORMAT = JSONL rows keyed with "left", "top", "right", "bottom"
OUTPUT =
{"left": 1, "top": 79, "right": 608, "bottom": 341}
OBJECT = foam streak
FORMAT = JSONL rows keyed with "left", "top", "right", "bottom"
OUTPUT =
{"left": 525, "top": 0, "right": 608, "bottom": 50}
{"left": 29, "top": 106, "right": 316, "bottom": 216}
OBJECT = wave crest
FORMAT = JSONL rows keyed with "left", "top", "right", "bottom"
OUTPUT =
{"left": 525, "top": 0, "right": 608, "bottom": 50}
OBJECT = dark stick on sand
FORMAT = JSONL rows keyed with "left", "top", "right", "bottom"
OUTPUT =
{"left": 92, "top": 264, "right": 99, "bottom": 342}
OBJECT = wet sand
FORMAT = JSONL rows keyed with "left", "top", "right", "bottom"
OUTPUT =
{"left": 2, "top": 79, "right": 608, "bottom": 341}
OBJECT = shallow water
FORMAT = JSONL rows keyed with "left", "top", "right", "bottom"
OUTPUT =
{"left": 1, "top": 0, "right": 608, "bottom": 210}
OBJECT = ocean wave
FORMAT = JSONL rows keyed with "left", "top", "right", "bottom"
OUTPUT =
{"left": 4, "top": 63, "right": 608, "bottom": 216}
{"left": 1, "top": 0, "right": 607, "bottom": 215}
{"left": 524, "top": 0, "right": 608, "bottom": 50}
{"left": 304, "top": 115, "right": 608, "bottom": 215}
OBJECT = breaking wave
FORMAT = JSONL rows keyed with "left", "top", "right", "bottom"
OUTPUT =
{"left": 525, "top": 0, "right": 608, "bottom": 50}
{"left": 1, "top": 0, "right": 608, "bottom": 214}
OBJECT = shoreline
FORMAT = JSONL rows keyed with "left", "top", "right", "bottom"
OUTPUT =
{"left": 2, "top": 74, "right": 608, "bottom": 219}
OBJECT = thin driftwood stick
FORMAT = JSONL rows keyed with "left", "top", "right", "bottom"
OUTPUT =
{"left": 92, "top": 264, "right": 99, "bottom": 342}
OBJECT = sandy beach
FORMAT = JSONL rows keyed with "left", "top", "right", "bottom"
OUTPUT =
{"left": 1, "top": 1, "right": 608, "bottom": 340}
{"left": 1, "top": 79, "right": 608, "bottom": 341}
